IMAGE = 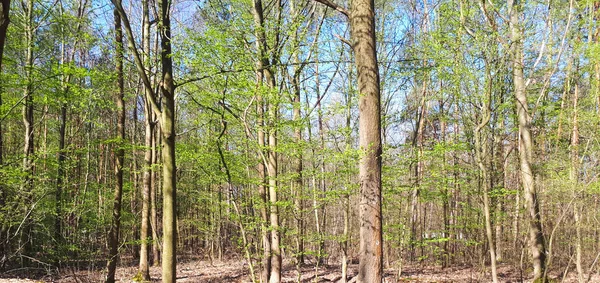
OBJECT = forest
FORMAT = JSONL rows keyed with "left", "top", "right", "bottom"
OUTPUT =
{"left": 0, "top": 0, "right": 599, "bottom": 282}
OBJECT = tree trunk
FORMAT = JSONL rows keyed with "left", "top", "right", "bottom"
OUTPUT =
{"left": 291, "top": 58, "right": 304, "bottom": 266}
{"left": 105, "top": 2, "right": 125, "bottom": 281}
{"left": 267, "top": 64, "right": 281, "bottom": 283}
{"left": 350, "top": 0, "right": 384, "bottom": 279}
{"left": 251, "top": 0, "right": 274, "bottom": 280}
{"left": 570, "top": 76, "right": 582, "bottom": 283}
{"left": 509, "top": 1, "right": 547, "bottom": 281}
{"left": 474, "top": 68, "right": 498, "bottom": 282}
{"left": 0, "top": 0, "right": 9, "bottom": 262}
{"left": 410, "top": 82, "right": 427, "bottom": 261}
{"left": 138, "top": 0, "right": 153, "bottom": 278}
{"left": 158, "top": 0, "right": 177, "bottom": 280}
{"left": 21, "top": 0, "right": 35, "bottom": 258}
{"left": 151, "top": 122, "right": 160, "bottom": 266}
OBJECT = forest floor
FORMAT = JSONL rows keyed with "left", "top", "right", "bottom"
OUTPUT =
{"left": 1, "top": 258, "right": 598, "bottom": 282}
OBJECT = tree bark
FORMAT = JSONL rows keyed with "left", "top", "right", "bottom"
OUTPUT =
{"left": 106, "top": 2, "right": 125, "bottom": 281}
{"left": 138, "top": 0, "right": 153, "bottom": 278}
{"left": 351, "top": 0, "right": 383, "bottom": 280}
{"left": 251, "top": 0, "right": 276, "bottom": 280}
{"left": 509, "top": 1, "right": 547, "bottom": 281}
{"left": 158, "top": 0, "right": 177, "bottom": 281}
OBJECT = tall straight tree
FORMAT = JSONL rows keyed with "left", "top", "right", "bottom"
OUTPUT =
{"left": 138, "top": 0, "right": 154, "bottom": 278}
{"left": 111, "top": 0, "right": 178, "bottom": 280}
{"left": 106, "top": 1, "right": 126, "bottom": 281}
{"left": 157, "top": 0, "right": 176, "bottom": 279}
{"left": 311, "top": 0, "right": 383, "bottom": 280}
{"left": 509, "top": 0, "right": 547, "bottom": 281}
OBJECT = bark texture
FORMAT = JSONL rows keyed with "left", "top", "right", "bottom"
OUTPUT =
{"left": 351, "top": 0, "right": 383, "bottom": 280}
{"left": 158, "top": 0, "right": 177, "bottom": 280}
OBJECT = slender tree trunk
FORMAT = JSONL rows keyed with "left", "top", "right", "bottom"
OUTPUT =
{"left": 410, "top": 82, "right": 427, "bottom": 261}
{"left": 570, "top": 77, "right": 582, "bottom": 283}
{"left": 440, "top": 97, "right": 450, "bottom": 268}
{"left": 106, "top": 3, "right": 125, "bottom": 281}
{"left": 291, "top": 61, "right": 304, "bottom": 266}
{"left": 341, "top": 65, "right": 354, "bottom": 283}
{"left": 55, "top": 103, "right": 66, "bottom": 247}
{"left": 138, "top": 0, "right": 152, "bottom": 278}
{"left": 510, "top": 1, "right": 547, "bottom": 281}
{"left": 20, "top": 0, "right": 35, "bottom": 258}
{"left": 474, "top": 69, "right": 498, "bottom": 282}
{"left": 350, "top": 0, "right": 384, "bottom": 279}
{"left": 151, "top": 122, "right": 160, "bottom": 266}
{"left": 267, "top": 73, "right": 281, "bottom": 283}
{"left": 139, "top": 103, "right": 153, "bottom": 279}
{"left": 316, "top": 60, "right": 327, "bottom": 265}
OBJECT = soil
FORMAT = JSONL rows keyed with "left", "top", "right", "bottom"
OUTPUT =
{"left": 1, "top": 260, "right": 598, "bottom": 282}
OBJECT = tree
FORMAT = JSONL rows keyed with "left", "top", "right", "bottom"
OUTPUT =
{"left": 111, "top": 0, "right": 178, "bottom": 280}
{"left": 509, "top": 0, "right": 547, "bottom": 281}
{"left": 20, "top": 0, "right": 35, "bottom": 259}
{"left": 138, "top": 0, "right": 155, "bottom": 278}
{"left": 105, "top": 0, "right": 125, "bottom": 281}
{"left": 311, "top": 0, "right": 384, "bottom": 280}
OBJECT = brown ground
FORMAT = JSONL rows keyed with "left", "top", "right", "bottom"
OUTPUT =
{"left": 1, "top": 260, "right": 598, "bottom": 282}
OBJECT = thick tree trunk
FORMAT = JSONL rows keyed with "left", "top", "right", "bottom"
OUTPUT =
{"left": 509, "top": 1, "right": 547, "bottom": 281}
{"left": 106, "top": 3, "right": 125, "bottom": 281}
{"left": 158, "top": 0, "right": 177, "bottom": 281}
{"left": 350, "top": 0, "right": 384, "bottom": 280}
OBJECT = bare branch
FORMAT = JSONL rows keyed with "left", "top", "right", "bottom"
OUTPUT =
{"left": 312, "top": 0, "right": 349, "bottom": 18}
